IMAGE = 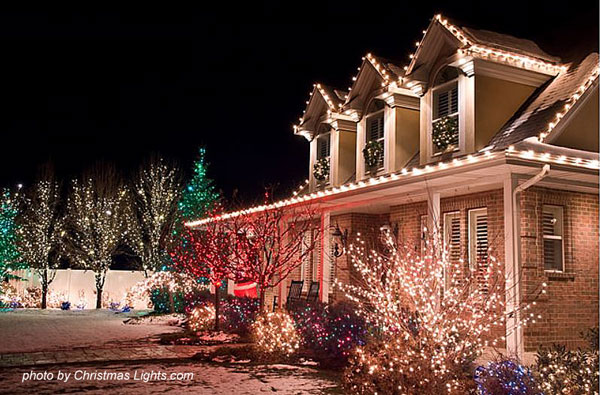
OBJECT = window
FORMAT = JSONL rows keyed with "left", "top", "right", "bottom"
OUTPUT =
{"left": 365, "top": 112, "right": 385, "bottom": 170}
{"left": 311, "top": 231, "right": 321, "bottom": 283}
{"left": 432, "top": 82, "right": 459, "bottom": 153}
{"left": 543, "top": 205, "right": 564, "bottom": 272}
{"left": 468, "top": 208, "right": 488, "bottom": 291}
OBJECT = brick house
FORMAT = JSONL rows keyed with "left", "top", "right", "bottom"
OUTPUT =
{"left": 187, "top": 15, "right": 599, "bottom": 358}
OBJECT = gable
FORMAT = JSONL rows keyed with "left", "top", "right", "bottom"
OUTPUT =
{"left": 550, "top": 86, "right": 599, "bottom": 152}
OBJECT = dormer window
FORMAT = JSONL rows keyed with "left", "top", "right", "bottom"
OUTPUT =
{"left": 363, "top": 100, "right": 385, "bottom": 174}
{"left": 431, "top": 67, "right": 459, "bottom": 154}
{"left": 313, "top": 133, "right": 331, "bottom": 185}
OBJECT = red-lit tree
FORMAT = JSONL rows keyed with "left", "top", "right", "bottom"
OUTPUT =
{"left": 170, "top": 218, "right": 235, "bottom": 330}
{"left": 227, "top": 202, "right": 321, "bottom": 311}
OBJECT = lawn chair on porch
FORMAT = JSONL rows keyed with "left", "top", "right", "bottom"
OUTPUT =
{"left": 285, "top": 280, "right": 304, "bottom": 310}
{"left": 306, "top": 281, "right": 320, "bottom": 304}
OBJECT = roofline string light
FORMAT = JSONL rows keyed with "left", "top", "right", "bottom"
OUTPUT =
{"left": 185, "top": 148, "right": 599, "bottom": 228}
{"left": 538, "top": 66, "right": 600, "bottom": 142}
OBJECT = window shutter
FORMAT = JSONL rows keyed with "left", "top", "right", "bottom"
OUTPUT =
{"left": 435, "top": 85, "right": 458, "bottom": 119}
{"left": 420, "top": 214, "right": 429, "bottom": 255}
{"left": 317, "top": 135, "right": 330, "bottom": 159}
{"left": 368, "top": 116, "right": 384, "bottom": 141}
{"left": 444, "top": 212, "right": 461, "bottom": 264}
{"left": 469, "top": 209, "right": 489, "bottom": 292}
{"left": 543, "top": 206, "right": 564, "bottom": 271}
{"left": 450, "top": 86, "right": 458, "bottom": 114}
{"left": 312, "top": 230, "right": 321, "bottom": 283}
{"left": 301, "top": 231, "right": 311, "bottom": 291}
{"left": 329, "top": 242, "right": 336, "bottom": 294}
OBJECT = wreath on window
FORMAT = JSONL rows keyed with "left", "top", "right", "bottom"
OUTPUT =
{"left": 363, "top": 140, "right": 384, "bottom": 169}
{"left": 313, "top": 158, "right": 330, "bottom": 181}
{"left": 432, "top": 115, "right": 458, "bottom": 151}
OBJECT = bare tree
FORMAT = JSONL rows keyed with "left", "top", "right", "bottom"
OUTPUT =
{"left": 17, "top": 164, "right": 65, "bottom": 309}
{"left": 127, "top": 156, "right": 182, "bottom": 275}
{"left": 65, "top": 163, "right": 130, "bottom": 309}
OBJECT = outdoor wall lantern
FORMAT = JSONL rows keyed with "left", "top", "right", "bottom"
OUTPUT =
{"left": 331, "top": 224, "right": 348, "bottom": 258}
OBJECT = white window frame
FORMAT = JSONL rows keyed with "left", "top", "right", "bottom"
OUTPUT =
{"left": 300, "top": 231, "right": 311, "bottom": 292}
{"left": 431, "top": 79, "right": 459, "bottom": 155}
{"left": 542, "top": 205, "right": 565, "bottom": 272}
{"left": 364, "top": 109, "right": 385, "bottom": 172}
{"left": 468, "top": 208, "right": 488, "bottom": 271}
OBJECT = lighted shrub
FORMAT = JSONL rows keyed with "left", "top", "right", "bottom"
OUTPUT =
{"left": 221, "top": 297, "right": 260, "bottom": 335}
{"left": 474, "top": 360, "right": 541, "bottom": 395}
{"left": 188, "top": 304, "right": 216, "bottom": 331}
{"left": 534, "top": 342, "right": 599, "bottom": 394}
{"left": 343, "top": 335, "right": 476, "bottom": 394}
{"left": 252, "top": 311, "right": 300, "bottom": 357}
{"left": 291, "top": 301, "right": 368, "bottom": 366}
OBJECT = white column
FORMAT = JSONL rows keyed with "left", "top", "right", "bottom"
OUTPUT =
{"left": 503, "top": 175, "right": 523, "bottom": 358}
{"left": 321, "top": 211, "right": 331, "bottom": 303}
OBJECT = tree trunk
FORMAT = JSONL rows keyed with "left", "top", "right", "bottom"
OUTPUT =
{"left": 259, "top": 286, "right": 266, "bottom": 312}
{"left": 168, "top": 289, "right": 175, "bottom": 313}
{"left": 214, "top": 283, "right": 220, "bottom": 331}
{"left": 41, "top": 269, "right": 48, "bottom": 309}
{"left": 96, "top": 287, "right": 102, "bottom": 309}
{"left": 41, "top": 284, "right": 47, "bottom": 309}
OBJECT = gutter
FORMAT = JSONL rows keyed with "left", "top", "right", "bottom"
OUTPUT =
{"left": 509, "top": 164, "right": 550, "bottom": 357}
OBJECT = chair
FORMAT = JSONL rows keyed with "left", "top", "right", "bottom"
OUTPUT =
{"left": 286, "top": 280, "right": 304, "bottom": 310}
{"left": 306, "top": 281, "right": 320, "bottom": 303}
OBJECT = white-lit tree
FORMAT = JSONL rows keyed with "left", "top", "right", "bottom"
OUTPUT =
{"left": 66, "top": 164, "right": 130, "bottom": 309}
{"left": 338, "top": 227, "right": 546, "bottom": 394}
{"left": 128, "top": 156, "right": 182, "bottom": 275}
{"left": 17, "top": 166, "right": 65, "bottom": 309}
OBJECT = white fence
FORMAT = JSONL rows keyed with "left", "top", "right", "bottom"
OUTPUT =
{"left": 10, "top": 269, "right": 149, "bottom": 309}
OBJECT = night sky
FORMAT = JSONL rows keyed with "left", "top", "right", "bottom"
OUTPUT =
{"left": 0, "top": 3, "right": 597, "bottom": 202}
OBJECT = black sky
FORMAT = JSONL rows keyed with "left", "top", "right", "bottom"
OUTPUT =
{"left": 0, "top": 2, "right": 597, "bottom": 202}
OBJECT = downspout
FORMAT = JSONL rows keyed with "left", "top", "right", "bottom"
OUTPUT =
{"left": 510, "top": 164, "right": 550, "bottom": 357}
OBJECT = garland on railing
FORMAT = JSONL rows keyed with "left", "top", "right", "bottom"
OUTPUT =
{"left": 432, "top": 115, "right": 458, "bottom": 151}
{"left": 363, "top": 140, "right": 384, "bottom": 169}
{"left": 313, "top": 158, "right": 330, "bottom": 182}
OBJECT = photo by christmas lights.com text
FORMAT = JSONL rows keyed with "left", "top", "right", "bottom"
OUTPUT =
{"left": 21, "top": 369, "right": 194, "bottom": 383}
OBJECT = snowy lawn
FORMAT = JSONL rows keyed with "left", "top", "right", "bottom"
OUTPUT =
{"left": 0, "top": 309, "right": 182, "bottom": 354}
{"left": 0, "top": 360, "right": 342, "bottom": 394}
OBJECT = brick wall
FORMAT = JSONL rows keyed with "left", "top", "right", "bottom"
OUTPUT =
{"left": 521, "top": 187, "right": 599, "bottom": 350}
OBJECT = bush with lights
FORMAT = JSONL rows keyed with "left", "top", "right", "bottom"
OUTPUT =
{"left": 188, "top": 304, "right": 216, "bottom": 332}
{"left": 252, "top": 311, "right": 300, "bottom": 358}
{"left": 290, "top": 301, "right": 368, "bottom": 366}
{"left": 336, "top": 228, "right": 546, "bottom": 393}
{"left": 533, "top": 328, "right": 599, "bottom": 395}
{"left": 220, "top": 297, "right": 260, "bottom": 335}
{"left": 474, "top": 359, "right": 541, "bottom": 395}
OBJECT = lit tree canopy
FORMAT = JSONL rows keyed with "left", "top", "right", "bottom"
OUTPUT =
{"left": 65, "top": 164, "right": 131, "bottom": 308}
{"left": 128, "top": 156, "right": 182, "bottom": 274}
{"left": 17, "top": 167, "right": 65, "bottom": 308}
{"left": 227, "top": 202, "right": 320, "bottom": 310}
{"left": 178, "top": 147, "right": 220, "bottom": 222}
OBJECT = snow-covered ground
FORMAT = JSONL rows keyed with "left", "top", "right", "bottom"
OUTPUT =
{"left": 0, "top": 309, "right": 181, "bottom": 354}
{"left": 0, "top": 360, "right": 341, "bottom": 394}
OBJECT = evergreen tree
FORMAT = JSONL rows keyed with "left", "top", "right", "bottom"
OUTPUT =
{"left": 0, "top": 188, "right": 26, "bottom": 281}
{"left": 178, "top": 147, "right": 220, "bottom": 222}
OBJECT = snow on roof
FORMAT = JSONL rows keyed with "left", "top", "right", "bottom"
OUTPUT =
{"left": 488, "top": 53, "right": 599, "bottom": 150}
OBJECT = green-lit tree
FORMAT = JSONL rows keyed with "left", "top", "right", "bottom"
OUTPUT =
{"left": 0, "top": 187, "right": 26, "bottom": 282}
{"left": 178, "top": 147, "right": 220, "bottom": 223}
